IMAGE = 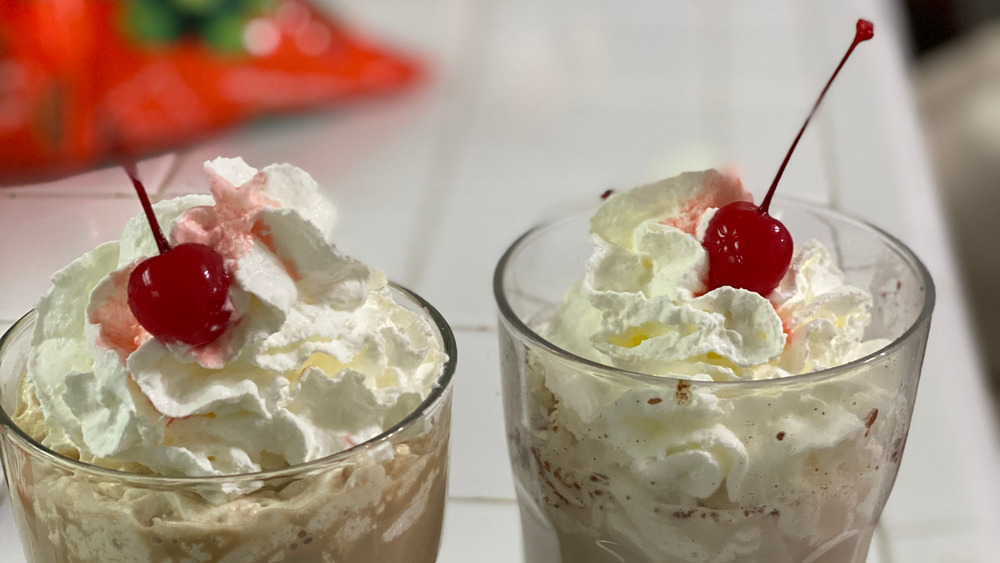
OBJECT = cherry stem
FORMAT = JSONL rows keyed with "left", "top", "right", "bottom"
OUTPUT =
{"left": 760, "top": 19, "right": 874, "bottom": 214}
{"left": 122, "top": 159, "right": 172, "bottom": 255}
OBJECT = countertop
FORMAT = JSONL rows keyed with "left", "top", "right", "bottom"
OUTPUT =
{"left": 2, "top": 0, "right": 998, "bottom": 561}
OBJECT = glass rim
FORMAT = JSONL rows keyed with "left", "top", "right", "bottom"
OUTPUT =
{"left": 0, "top": 282, "right": 457, "bottom": 485}
{"left": 493, "top": 195, "right": 936, "bottom": 390}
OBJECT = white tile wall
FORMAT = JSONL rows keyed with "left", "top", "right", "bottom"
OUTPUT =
{"left": 0, "top": 196, "right": 142, "bottom": 320}
{"left": 440, "top": 499, "right": 522, "bottom": 562}
{"left": 881, "top": 526, "right": 983, "bottom": 563}
{"left": 1, "top": 0, "right": 997, "bottom": 561}
{"left": 449, "top": 329, "right": 514, "bottom": 500}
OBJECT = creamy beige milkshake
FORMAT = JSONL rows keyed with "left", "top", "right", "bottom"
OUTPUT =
{"left": 0, "top": 157, "right": 456, "bottom": 563}
{"left": 495, "top": 171, "right": 933, "bottom": 563}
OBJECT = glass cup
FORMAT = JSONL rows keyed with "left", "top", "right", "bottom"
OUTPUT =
{"left": 495, "top": 198, "right": 934, "bottom": 563}
{"left": 0, "top": 285, "right": 456, "bottom": 563}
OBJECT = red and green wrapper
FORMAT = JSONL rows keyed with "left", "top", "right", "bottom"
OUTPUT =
{"left": 0, "top": 0, "right": 424, "bottom": 184}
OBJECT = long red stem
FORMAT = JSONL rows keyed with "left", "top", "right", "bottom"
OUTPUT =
{"left": 122, "top": 160, "right": 171, "bottom": 255}
{"left": 760, "top": 19, "right": 874, "bottom": 214}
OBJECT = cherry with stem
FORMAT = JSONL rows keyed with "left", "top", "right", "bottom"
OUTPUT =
{"left": 702, "top": 19, "right": 874, "bottom": 296}
{"left": 123, "top": 160, "right": 232, "bottom": 347}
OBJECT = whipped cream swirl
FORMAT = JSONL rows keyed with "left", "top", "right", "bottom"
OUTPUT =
{"left": 19, "top": 157, "right": 446, "bottom": 478}
{"left": 545, "top": 169, "right": 882, "bottom": 381}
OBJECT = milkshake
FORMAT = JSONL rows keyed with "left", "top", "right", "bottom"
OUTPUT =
{"left": 495, "top": 176, "right": 933, "bottom": 562}
{"left": 0, "top": 157, "right": 456, "bottom": 562}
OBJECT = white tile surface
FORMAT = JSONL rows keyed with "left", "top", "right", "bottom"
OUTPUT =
{"left": 879, "top": 522, "right": 983, "bottom": 563}
{"left": 0, "top": 195, "right": 142, "bottom": 320}
{"left": 439, "top": 499, "right": 522, "bottom": 563}
{"left": 449, "top": 328, "right": 514, "bottom": 499}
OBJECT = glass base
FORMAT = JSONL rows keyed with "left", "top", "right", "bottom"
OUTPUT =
{"left": 516, "top": 481, "right": 876, "bottom": 563}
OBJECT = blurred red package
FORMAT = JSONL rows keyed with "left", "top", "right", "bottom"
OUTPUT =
{"left": 0, "top": 0, "right": 423, "bottom": 184}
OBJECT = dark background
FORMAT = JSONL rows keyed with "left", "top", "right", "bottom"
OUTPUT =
{"left": 905, "top": 0, "right": 1000, "bottom": 409}
{"left": 905, "top": 0, "right": 1000, "bottom": 54}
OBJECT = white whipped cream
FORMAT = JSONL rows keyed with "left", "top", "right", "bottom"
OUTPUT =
{"left": 21, "top": 157, "right": 446, "bottom": 478}
{"left": 544, "top": 169, "right": 878, "bottom": 381}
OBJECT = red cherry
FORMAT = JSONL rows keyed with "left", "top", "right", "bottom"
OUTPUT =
{"left": 702, "top": 19, "right": 874, "bottom": 295}
{"left": 121, "top": 161, "right": 232, "bottom": 347}
{"left": 703, "top": 201, "right": 793, "bottom": 295}
{"left": 128, "top": 243, "right": 232, "bottom": 346}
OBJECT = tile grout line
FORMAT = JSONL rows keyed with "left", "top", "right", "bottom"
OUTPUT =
{"left": 401, "top": 1, "right": 497, "bottom": 288}
{"left": 0, "top": 191, "right": 132, "bottom": 200}
{"left": 151, "top": 152, "right": 184, "bottom": 201}
{"left": 451, "top": 325, "right": 495, "bottom": 333}
{"left": 0, "top": 152, "right": 183, "bottom": 202}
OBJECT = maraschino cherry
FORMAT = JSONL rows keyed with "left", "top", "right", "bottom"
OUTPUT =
{"left": 702, "top": 19, "right": 874, "bottom": 296}
{"left": 123, "top": 162, "right": 232, "bottom": 347}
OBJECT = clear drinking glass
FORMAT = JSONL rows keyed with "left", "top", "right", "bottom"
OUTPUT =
{"left": 494, "top": 198, "right": 934, "bottom": 563}
{"left": 0, "top": 285, "right": 456, "bottom": 563}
